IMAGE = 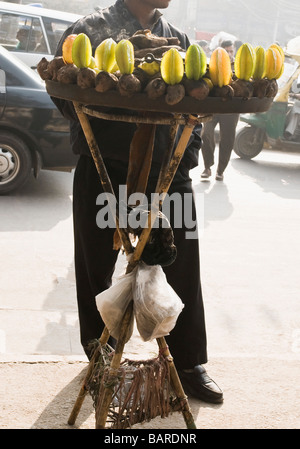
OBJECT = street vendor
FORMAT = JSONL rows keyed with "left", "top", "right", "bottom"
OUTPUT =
{"left": 52, "top": 0, "right": 223, "bottom": 404}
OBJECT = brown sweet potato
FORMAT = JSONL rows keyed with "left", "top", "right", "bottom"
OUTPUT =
{"left": 132, "top": 29, "right": 150, "bottom": 35}
{"left": 129, "top": 30, "right": 180, "bottom": 48}
{"left": 134, "top": 45, "right": 183, "bottom": 59}
{"left": 57, "top": 64, "right": 79, "bottom": 84}
{"left": 95, "top": 71, "right": 119, "bottom": 92}
{"left": 266, "top": 79, "right": 278, "bottom": 98}
{"left": 132, "top": 67, "right": 151, "bottom": 89}
{"left": 145, "top": 77, "right": 167, "bottom": 99}
{"left": 253, "top": 78, "right": 269, "bottom": 98}
{"left": 253, "top": 78, "right": 278, "bottom": 99}
{"left": 165, "top": 84, "right": 185, "bottom": 105}
{"left": 47, "top": 57, "right": 66, "bottom": 81}
{"left": 182, "top": 77, "right": 210, "bottom": 100}
{"left": 166, "top": 37, "right": 181, "bottom": 46}
{"left": 118, "top": 74, "right": 142, "bottom": 97}
{"left": 77, "top": 67, "right": 96, "bottom": 89}
{"left": 129, "top": 33, "right": 168, "bottom": 49}
{"left": 210, "top": 85, "right": 234, "bottom": 100}
{"left": 37, "top": 57, "right": 52, "bottom": 81}
{"left": 230, "top": 79, "right": 254, "bottom": 99}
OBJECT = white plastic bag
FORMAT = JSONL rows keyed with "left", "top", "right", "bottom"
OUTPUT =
{"left": 133, "top": 263, "right": 184, "bottom": 341}
{"left": 96, "top": 270, "right": 136, "bottom": 343}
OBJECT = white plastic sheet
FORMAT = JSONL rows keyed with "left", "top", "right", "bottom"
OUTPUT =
{"left": 96, "top": 270, "right": 135, "bottom": 343}
{"left": 133, "top": 263, "right": 184, "bottom": 342}
{"left": 96, "top": 262, "right": 184, "bottom": 343}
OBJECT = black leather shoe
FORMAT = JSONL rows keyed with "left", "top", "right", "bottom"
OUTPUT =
{"left": 178, "top": 365, "right": 223, "bottom": 404}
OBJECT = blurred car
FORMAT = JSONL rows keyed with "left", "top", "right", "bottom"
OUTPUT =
{"left": 0, "top": 44, "right": 77, "bottom": 194}
{"left": 0, "top": 1, "right": 81, "bottom": 68}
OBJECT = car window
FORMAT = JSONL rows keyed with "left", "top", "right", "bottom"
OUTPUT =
{"left": 0, "top": 10, "right": 76, "bottom": 59}
{"left": 0, "top": 46, "right": 44, "bottom": 87}
{"left": 0, "top": 12, "right": 46, "bottom": 54}
{"left": 31, "top": 17, "right": 48, "bottom": 53}
{"left": 42, "top": 17, "right": 72, "bottom": 54}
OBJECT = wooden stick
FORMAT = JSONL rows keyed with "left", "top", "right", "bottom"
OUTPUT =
{"left": 73, "top": 101, "right": 133, "bottom": 256}
{"left": 155, "top": 118, "right": 180, "bottom": 198}
{"left": 127, "top": 115, "right": 198, "bottom": 271}
{"left": 126, "top": 123, "right": 156, "bottom": 198}
{"left": 67, "top": 327, "right": 110, "bottom": 426}
{"left": 81, "top": 106, "right": 188, "bottom": 126}
{"left": 95, "top": 302, "right": 134, "bottom": 429}
{"left": 156, "top": 338, "right": 196, "bottom": 429}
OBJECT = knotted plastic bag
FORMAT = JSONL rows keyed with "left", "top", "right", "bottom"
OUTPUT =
{"left": 96, "top": 269, "right": 136, "bottom": 343}
{"left": 133, "top": 262, "right": 184, "bottom": 342}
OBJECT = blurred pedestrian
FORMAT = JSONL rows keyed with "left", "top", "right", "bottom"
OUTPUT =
{"left": 200, "top": 39, "right": 240, "bottom": 181}
{"left": 197, "top": 39, "right": 211, "bottom": 57}
{"left": 234, "top": 40, "right": 243, "bottom": 53}
{"left": 221, "top": 39, "right": 235, "bottom": 63}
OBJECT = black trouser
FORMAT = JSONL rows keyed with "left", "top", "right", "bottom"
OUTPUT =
{"left": 201, "top": 113, "right": 239, "bottom": 174}
{"left": 72, "top": 156, "right": 208, "bottom": 370}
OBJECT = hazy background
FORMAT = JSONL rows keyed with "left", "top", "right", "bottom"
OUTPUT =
{"left": 9, "top": 0, "right": 300, "bottom": 47}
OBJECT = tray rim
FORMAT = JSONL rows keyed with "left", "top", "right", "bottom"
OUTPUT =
{"left": 46, "top": 80, "right": 273, "bottom": 115}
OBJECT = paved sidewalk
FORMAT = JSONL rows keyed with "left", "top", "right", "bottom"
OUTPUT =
{"left": 1, "top": 149, "right": 300, "bottom": 429}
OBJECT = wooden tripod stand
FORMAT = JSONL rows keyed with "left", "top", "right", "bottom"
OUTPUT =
{"left": 66, "top": 102, "right": 210, "bottom": 429}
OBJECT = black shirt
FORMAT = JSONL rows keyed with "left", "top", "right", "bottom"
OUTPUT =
{"left": 52, "top": 0, "right": 202, "bottom": 180}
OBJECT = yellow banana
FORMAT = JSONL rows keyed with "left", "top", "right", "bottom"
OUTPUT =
{"left": 138, "top": 61, "right": 160, "bottom": 76}
{"left": 202, "top": 77, "right": 214, "bottom": 90}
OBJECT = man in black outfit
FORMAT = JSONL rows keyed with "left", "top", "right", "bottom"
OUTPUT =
{"left": 200, "top": 39, "right": 240, "bottom": 182}
{"left": 52, "top": 0, "right": 223, "bottom": 404}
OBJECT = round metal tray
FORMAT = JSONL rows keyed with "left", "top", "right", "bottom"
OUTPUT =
{"left": 46, "top": 80, "right": 273, "bottom": 115}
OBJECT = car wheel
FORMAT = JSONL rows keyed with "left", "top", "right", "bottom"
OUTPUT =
{"left": 234, "top": 126, "right": 265, "bottom": 160}
{"left": 0, "top": 132, "right": 32, "bottom": 194}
